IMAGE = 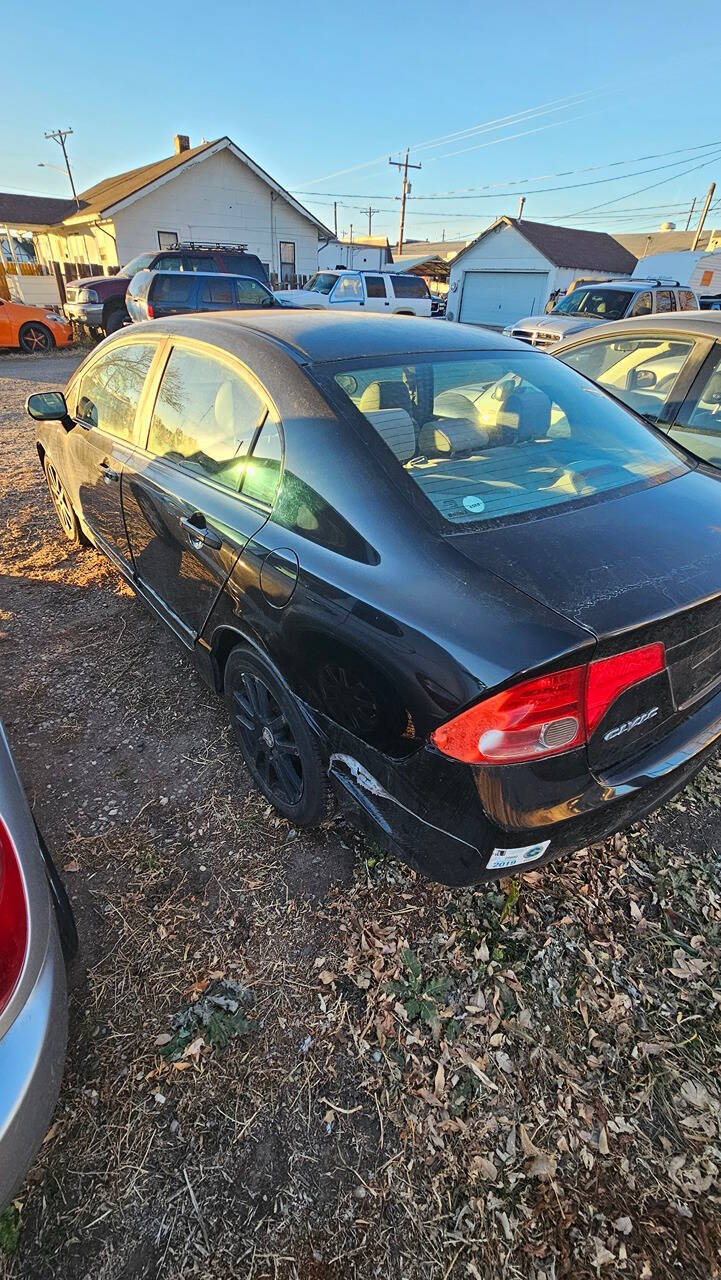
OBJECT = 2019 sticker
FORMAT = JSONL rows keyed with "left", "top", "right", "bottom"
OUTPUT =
{"left": 487, "top": 840, "right": 550, "bottom": 871}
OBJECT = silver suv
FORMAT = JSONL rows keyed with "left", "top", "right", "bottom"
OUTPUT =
{"left": 504, "top": 279, "right": 699, "bottom": 349}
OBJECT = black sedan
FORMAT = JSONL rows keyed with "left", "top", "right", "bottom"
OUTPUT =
{"left": 553, "top": 311, "right": 721, "bottom": 468}
{"left": 26, "top": 311, "right": 721, "bottom": 884}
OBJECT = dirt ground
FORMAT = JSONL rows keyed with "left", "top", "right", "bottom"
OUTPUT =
{"left": 0, "top": 348, "right": 719, "bottom": 1280}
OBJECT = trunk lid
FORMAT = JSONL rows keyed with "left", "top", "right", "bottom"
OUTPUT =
{"left": 449, "top": 469, "right": 721, "bottom": 770}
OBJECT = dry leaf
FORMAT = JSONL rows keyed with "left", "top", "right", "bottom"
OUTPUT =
{"left": 63, "top": 859, "right": 80, "bottom": 873}
{"left": 154, "top": 1032, "right": 172, "bottom": 1047}
{"left": 318, "top": 970, "right": 336, "bottom": 985}
{"left": 434, "top": 1062, "right": 446, "bottom": 1098}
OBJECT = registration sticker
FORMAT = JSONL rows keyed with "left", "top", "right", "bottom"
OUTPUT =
{"left": 487, "top": 840, "right": 550, "bottom": 871}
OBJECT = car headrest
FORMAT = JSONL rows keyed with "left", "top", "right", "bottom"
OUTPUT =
{"left": 214, "top": 380, "right": 239, "bottom": 436}
{"left": 496, "top": 384, "right": 552, "bottom": 441}
{"left": 418, "top": 418, "right": 490, "bottom": 457}
{"left": 363, "top": 408, "right": 416, "bottom": 462}
{"left": 434, "top": 391, "right": 483, "bottom": 425}
{"left": 359, "top": 379, "right": 413, "bottom": 414}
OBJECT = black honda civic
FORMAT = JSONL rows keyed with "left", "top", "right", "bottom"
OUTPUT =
{"left": 26, "top": 311, "right": 721, "bottom": 884}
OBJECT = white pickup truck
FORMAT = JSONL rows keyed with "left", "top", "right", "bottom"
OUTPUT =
{"left": 276, "top": 269, "right": 432, "bottom": 317}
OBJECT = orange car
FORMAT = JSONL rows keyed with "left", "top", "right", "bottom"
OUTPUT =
{"left": 0, "top": 295, "right": 73, "bottom": 352}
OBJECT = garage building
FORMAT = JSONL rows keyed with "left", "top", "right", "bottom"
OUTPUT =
{"left": 446, "top": 216, "right": 637, "bottom": 329}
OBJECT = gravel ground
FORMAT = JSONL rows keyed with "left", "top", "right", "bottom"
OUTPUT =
{"left": 0, "top": 350, "right": 719, "bottom": 1280}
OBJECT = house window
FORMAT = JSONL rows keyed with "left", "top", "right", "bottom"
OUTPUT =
{"left": 157, "top": 230, "right": 179, "bottom": 249}
{"left": 279, "top": 241, "right": 296, "bottom": 284}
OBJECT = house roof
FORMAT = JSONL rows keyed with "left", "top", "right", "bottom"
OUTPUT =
{"left": 451, "top": 216, "right": 638, "bottom": 275}
{"left": 0, "top": 191, "right": 76, "bottom": 228}
{"left": 615, "top": 228, "right": 715, "bottom": 257}
{"left": 392, "top": 238, "right": 469, "bottom": 260}
{"left": 17, "top": 137, "right": 332, "bottom": 238}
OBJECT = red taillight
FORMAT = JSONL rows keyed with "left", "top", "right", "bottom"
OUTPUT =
{"left": 431, "top": 642, "right": 666, "bottom": 766}
{"left": 0, "top": 817, "right": 28, "bottom": 1015}
{"left": 146, "top": 303, "right": 155, "bottom": 319}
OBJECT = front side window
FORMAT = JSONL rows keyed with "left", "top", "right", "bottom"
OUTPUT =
{"left": 364, "top": 275, "right": 387, "bottom": 299}
{"left": 234, "top": 278, "right": 274, "bottom": 307}
{"left": 667, "top": 348, "right": 721, "bottom": 465}
{"left": 628, "top": 291, "right": 652, "bottom": 317}
{"left": 147, "top": 347, "right": 267, "bottom": 489}
{"left": 322, "top": 351, "right": 686, "bottom": 527}
{"left": 75, "top": 343, "right": 157, "bottom": 441}
{"left": 558, "top": 335, "right": 696, "bottom": 423}
{"left": 332, "top": 274, "right": 363, "bottom": 302}
{"left": 552, "top": 287, "right": 634, "bottom": 321}
{"left": 656, "top": 290, "right": 676, "bottom": 313}
{"left": 389, "top": 275, "right": 430, "bottom": 299}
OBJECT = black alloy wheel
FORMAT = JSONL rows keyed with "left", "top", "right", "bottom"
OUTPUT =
{"left": 19, "top": 322, "right": 54, "bottom": 353}
{"left": 224, "top": 648, "right": 326, "bottom": 824}
{"left": 44, "top": 457, "right": 82, "bottom": 544}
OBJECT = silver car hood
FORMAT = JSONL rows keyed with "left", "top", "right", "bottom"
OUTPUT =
{"left": 512, "top": 314, "right": 605, "bottom": 339}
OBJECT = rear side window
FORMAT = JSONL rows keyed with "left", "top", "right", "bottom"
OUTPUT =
{"left": 241, "top": 419, "right": 283, "bottom": 506}
{"left": 325, "top": 351, "right": 685, "bottom": 527}
{"left": 559, "top": 335, "right": 695, "bottom": 424}
{"left": 388, "top": 275, "right": 429, "bottom": 299}
{"left": 75, "top": 343, "right": 157, "bottom": 442}
{"left": 199, "top": 277, "right": 235, "bottom": 306}
{"left": 217, "top": 253, "right": 267, "bottom": 282}
{"left": 679, "top": 289, "right": 697, "bottom": 311}
{"left": 147, "top": 347, "right": 267, "bottom": 490}
{"left": 656, "top": 290, "right": 676, "bottom": 312}
{"left": 153, "top": 275, "right": 197, "bottom": 305}
{"left": 364, "top": 275, "right": 387, "bottom": 298}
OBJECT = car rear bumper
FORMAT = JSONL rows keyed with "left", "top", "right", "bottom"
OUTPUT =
{"left": 323, "top": 681, "right": 721, "bottom": 885}
{"left": 0, "top": 922, "right": 67, "bottom": 1207}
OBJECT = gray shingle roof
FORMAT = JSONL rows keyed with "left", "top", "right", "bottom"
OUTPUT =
{"left": 452, "top": 217, "right": 638, "bottom": 275}
{"left": 0, "top": 192, "right": 76, "bottom": 228}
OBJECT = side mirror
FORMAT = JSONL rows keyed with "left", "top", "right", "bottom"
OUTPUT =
{"left": 26, "top": 390, "right": 69, "bottom": 421}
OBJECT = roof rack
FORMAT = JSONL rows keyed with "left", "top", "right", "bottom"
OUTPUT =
{"left": 632, "top": 276, "right": 682, "bottom": 287}
{"left": 174, "top": 241, "right": 249, "bottom": 252}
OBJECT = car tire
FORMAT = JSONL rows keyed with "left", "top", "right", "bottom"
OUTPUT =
{"left": 104, "top": 308, "right": 128, "bottom": 336}
{"left": 43, "top": 457, "right": 84, "bottom": 545}
{"left": 18, "top": 322, "right": 55, "bottom": 353}
{"left": 224, "top": 647, "right": 327, "bottom": 825}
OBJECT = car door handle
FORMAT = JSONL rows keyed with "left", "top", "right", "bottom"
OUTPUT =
{"left": 179, "top": 514, "right": 222, "bottom": 550}
{"left": 99, "top": 461, "right": 120, "bottom": 484}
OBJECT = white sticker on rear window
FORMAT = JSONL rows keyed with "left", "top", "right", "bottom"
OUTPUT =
{"left": 462, "top": 494, "right": 486, "bottom": 513}
{"left": 487, "top": 840, "right": 550, "bottom": 871}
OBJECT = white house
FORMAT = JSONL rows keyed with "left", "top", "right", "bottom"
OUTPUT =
{"left": 5, "top": 135, "right": 332, "bottom": 297}
{"left": 446, "top": 216, "right": 638, "bottom": 328}
{"left": 318, "top": 236, "right": 392, "bottom": 270}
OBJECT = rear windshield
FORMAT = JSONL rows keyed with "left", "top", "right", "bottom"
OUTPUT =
{"left": 321, "top": 351, "right": 686, "bottom": 527}
{"left": 552, "top": 287, "right": 634, "bottom": 320}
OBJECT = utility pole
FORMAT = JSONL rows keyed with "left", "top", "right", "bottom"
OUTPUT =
{"left": 684, "top": 197, "right": 697, "bottom": 232}
{"left": 692, "top": 182, "right": 716, "bottom": 251}
{"left": 333, "top": 201, "right": 338, "bottom": 238}
{"left": 44, "top": 128, "right": 80, "bottom": 208}
{"left": 360, "top": 205, "right": 380, "bottom": 236}
{"left": 389, "top": 150, "right": 421, "bottom": 255}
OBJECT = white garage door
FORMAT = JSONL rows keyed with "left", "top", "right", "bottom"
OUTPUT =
{"left": 459, "top": 271, "right": 549, "bottom": 328}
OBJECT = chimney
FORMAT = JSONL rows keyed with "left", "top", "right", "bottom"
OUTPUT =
{"left": 173, "top": 134, "right": 190, "bottom": 155}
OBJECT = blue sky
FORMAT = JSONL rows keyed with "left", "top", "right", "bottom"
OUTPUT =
{"left": 3, "top": 0, "right": 721, "bottom": 244}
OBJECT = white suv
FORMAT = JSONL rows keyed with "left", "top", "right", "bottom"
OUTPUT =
{"left": 504, "top": 280, "right": 699, "bottom": 349}
{"left": 276, "top": 270, "right": 432, "bottom": 317}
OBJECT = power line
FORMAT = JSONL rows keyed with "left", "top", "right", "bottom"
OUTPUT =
{"left": 568, "top": 149, "right": 721, "bottom": 216}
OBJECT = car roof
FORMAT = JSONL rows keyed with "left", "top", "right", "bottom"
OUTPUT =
{"left": 553, "top": 310, "right": 721, "bottom": 347}
{"left": 127, "top": 310, "right": 522, "bottom": 362}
